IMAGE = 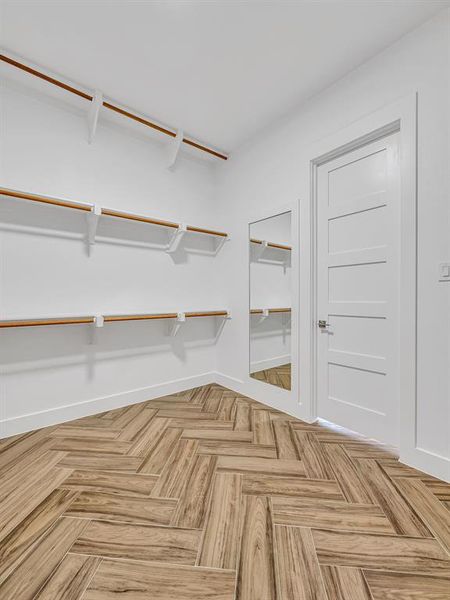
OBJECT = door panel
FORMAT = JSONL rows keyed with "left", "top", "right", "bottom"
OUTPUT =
{"left": 317, "top": 133, "right": 400, "bottom": 445}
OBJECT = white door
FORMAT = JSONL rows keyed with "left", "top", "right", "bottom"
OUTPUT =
{"left": 317, "top": 132, "right": 400, "bottom": 446}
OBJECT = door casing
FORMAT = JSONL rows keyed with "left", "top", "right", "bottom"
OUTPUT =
{"left": 303, "top": 94, "right": 417, "bottom": 459}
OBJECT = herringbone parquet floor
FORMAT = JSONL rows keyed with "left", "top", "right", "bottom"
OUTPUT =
{"left": 0, "top": 384, "right": 449, "bottom": 599}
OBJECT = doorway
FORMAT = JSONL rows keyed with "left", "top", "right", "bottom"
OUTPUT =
{"left": 315, "top": 131, "right": 401, "bottom": 446}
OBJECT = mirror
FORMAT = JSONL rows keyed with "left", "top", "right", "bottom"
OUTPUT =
{"left": 249, "top": 211, "right": 292, "bottom": 390}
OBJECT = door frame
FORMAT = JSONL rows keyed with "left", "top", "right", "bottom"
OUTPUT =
{"left": 305, "top": 94, "right": 417, "bottom": 457}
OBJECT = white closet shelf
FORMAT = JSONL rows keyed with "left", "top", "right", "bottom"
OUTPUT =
{"left": 250, "top": 308, "right": 291, "bottom": 314}
{"left": 0, "top": 53, "right": 228, "bottom": 161}
{"left": 250, "top": 238, "right": 291, "bottom": 251}
{"left": 0, "top": 187, "right": 229, "bottom": 239}
{"left": 0, "top": 310, "right": 231, "bottom": 329}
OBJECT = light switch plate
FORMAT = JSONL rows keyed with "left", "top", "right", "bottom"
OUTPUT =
{"left": 439, "top": 262, "right": 450, "bottom": 281}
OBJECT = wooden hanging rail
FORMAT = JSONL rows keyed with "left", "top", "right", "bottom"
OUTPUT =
{"left": 250, "top": 308, "right": 291, "bottom": 314}
{"left": 0, "top": 187, "right": 229, "bottom": 239}
{"left": 0, "top": 54, "right": 228, "bottom": 161}
{"left": 0, "top": 317, "right": 95, "bottom": 328}
{"left": 250, "top": 238, "right": 292, "bottom": 251}
{"left": 0, "top": 188, "right": 92, "bottom": 212}
{"left": 0, "top": 311, "right": 230, "bottom": 328}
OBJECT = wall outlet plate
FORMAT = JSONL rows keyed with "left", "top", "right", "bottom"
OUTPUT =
{"left": 438, "top": 262, "right": 450, "bottom": 282}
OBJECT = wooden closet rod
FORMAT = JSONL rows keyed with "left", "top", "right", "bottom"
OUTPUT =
{"left": 250, "top": 308, "right": 291, "bottom": 314}
{"left": 0, "top": 317, "right": 95, "bottom": 328}
{"left": 0, "top": 311, "right": 230, "bottom": 328}
{"left": 0, "top": 54, "right": 228, "bottom": 161}
{"left": 250, "top": 238, "right": 292, "bottom": 251}
{"left": 0, "top": 187, "right": 229, "bottom": 238}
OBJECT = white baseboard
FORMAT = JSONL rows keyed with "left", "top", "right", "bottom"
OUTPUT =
{"left": 400, "top": 447, "right": 450, "bottom": 483}
{"left": 249, "top": 354, "right": 290, "bottom": 373}
{"left": 0, "top": 372, "right": 216, "bottom": 438}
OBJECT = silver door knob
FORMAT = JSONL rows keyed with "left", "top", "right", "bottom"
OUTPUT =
{"left": 318, "top": 320, "right": 330, "bottom": 329}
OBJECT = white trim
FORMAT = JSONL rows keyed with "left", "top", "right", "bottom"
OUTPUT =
{"left": 246, "top": 202, "right": 300, "bottom": 412}
{"left": 0, "top": 371, "right": 216, "bottom": 438}
{"left": 250, "top": 354, "right": 290, "bottom": 373}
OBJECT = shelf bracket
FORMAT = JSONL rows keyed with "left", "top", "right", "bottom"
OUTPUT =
{"left": 166, "top": 223, "right": 187, "bottom": 253}
{"left": 88, "top": 314, "right": 104, "bottom": 345}
{"left": 87, "top": 89, "right": 103, "bottom": 144}
{"left": 86, "top": 204, "right": 102, "bottom": 255}
{"left": 215, "top": 234, "right": 230, "bottom": 254}
{"left": 167, "top": 312, "right": 186, "bottom": 336}
{"left": 167, "top": 128, "right": 184, "bottom": 171}
{"left": 255, "top": 240, "right": 269, "bottom": 260}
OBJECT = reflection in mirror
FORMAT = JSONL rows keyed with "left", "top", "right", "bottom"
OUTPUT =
{"left": 249, "top": 211, "right": 292, "bottom": 390}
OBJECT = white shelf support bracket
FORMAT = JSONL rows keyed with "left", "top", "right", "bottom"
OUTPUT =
{"left": 215, "top": 234, "right": 230, "bottom": 254}
{"left": 214, "top": 310, "right": 231, "bottom": 339}
{"left": 167, "top": 128, "right": 184, "bottom": 171}
{"left": 166, "top": 223, "right": 187, "bottom": 253}
{"left": 167, "top": 312, "right": 186, "bottom": 337}
{"left": 255, "top": 240, "right": 268, "bottom": 260}
{"left": 88, "top": 314, "right": 104, "bottom": 345}
{"left": 86, "top": 204, "right": 102, "bottom": 255}
{"left": 87, "top": 89, "right": 103, "bottom": 144}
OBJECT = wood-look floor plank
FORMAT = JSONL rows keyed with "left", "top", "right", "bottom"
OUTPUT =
{"left": 157, "top": 410, "right": 219, "bottom": 420}
{"left": 151, "top": 439, "right": 199, "bottom": 498}
{"left": 65, "top": 491, "right": 177, "bottom": 526}
{"left": 170, "top": 418, "right": 234, "bottom": 430}
{"left": 128, "top": 416, "right": 170, "bottom": 457}
{"left": 242, "top": 474, "right": 344, "bottom": 499}
{"left": 274, "top": 525, "right": 328, "bottom": 600}
{"left": 217, "top": 456, "right": 306, "bottom": 477}
{"left": 52, "top": 438, "right": 132, "bottom": 455}
{"left": 34, "top": 553, "right": 101, "bottom": 600}
{"left": 0, "top": 449, "right": 67, "bottom": 503}
{"left": 181, "top": 429, "right": 253, "bottom": 442}
{"left": 0, "top": 517, "right": 88, "bottom": 600}
{"left": 198, "top": 472, "right": 242, "bottom": 570}
{"left": 394, "top": 477, "right": 450, "bottom": 552}
{"left": 272, "top": 420, "right": 298, "bottom": 460}
{"left": 138, "top": 427, "right": 182, "bottom": 474}
{"left": 173, "top": 455, "right": 217, "bottom": 528}
{"left": 217, "top": 396, "right": 237, "bottom": 422}
{"left": 50, "top": 426, "right": 121, "bottom": 439}
{"left": 116, "top": 407, "right": 157, "bottom": 442}
{"left": 320, "top": 566, "right": 372, "bottom": 600}
{"left": 198, "top": 441, "right": 277, "bottom": 458}
{"left": 0, "top": 429, "right": 53, "bottom": 475}
{"left": 236, "top": 495, "right": 276, "bottom": 600}
{"left": 58, "top": 453, "right": 142, "bottom": 472}
{"left": 0, "top": 463, "right": 72, "bottom": 543}
{"left": 60, "top": 469, "right": 158, "bottom": 497}
{"left": 355, "top": 458, "right": 431, "bottom": 537}
{"left": 294, "top": 431, "right": 334, "bottom": 480}
{"left": 252, "top": 410, "right": 275, "bottom": 446}
{"left": 363, "top": 569, "right": 450, "bottom": 600}
{"left": 272, "top": 497, "right": 394, "bottom": 534}
{"left": 322, "top": 444, "right": 375, "bottom": 504}
{"left": 83, "top": 559, "right": 236, "bottom": 600}
{"left": 312, "top": 528, "right": 450, "bottom": 575}
{"left": 234, "top": 400, "right": 252, "bottom": 431}
{"left": 72, "top": 520, "right": 201, "bottom": 564}
{"left": 0, "top": 488, "right": 78, "bottom": 584}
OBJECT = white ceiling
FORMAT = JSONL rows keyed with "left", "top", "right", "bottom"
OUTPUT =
{"left": 1, "top": 0, "right": 449, "bottom": 153}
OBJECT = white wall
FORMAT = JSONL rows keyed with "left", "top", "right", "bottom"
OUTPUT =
{"left": 216, "top": 9, "right": 450, "bottom": 480}
{"left": 0, "top": 77, "right": 226, "bottom": 436}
